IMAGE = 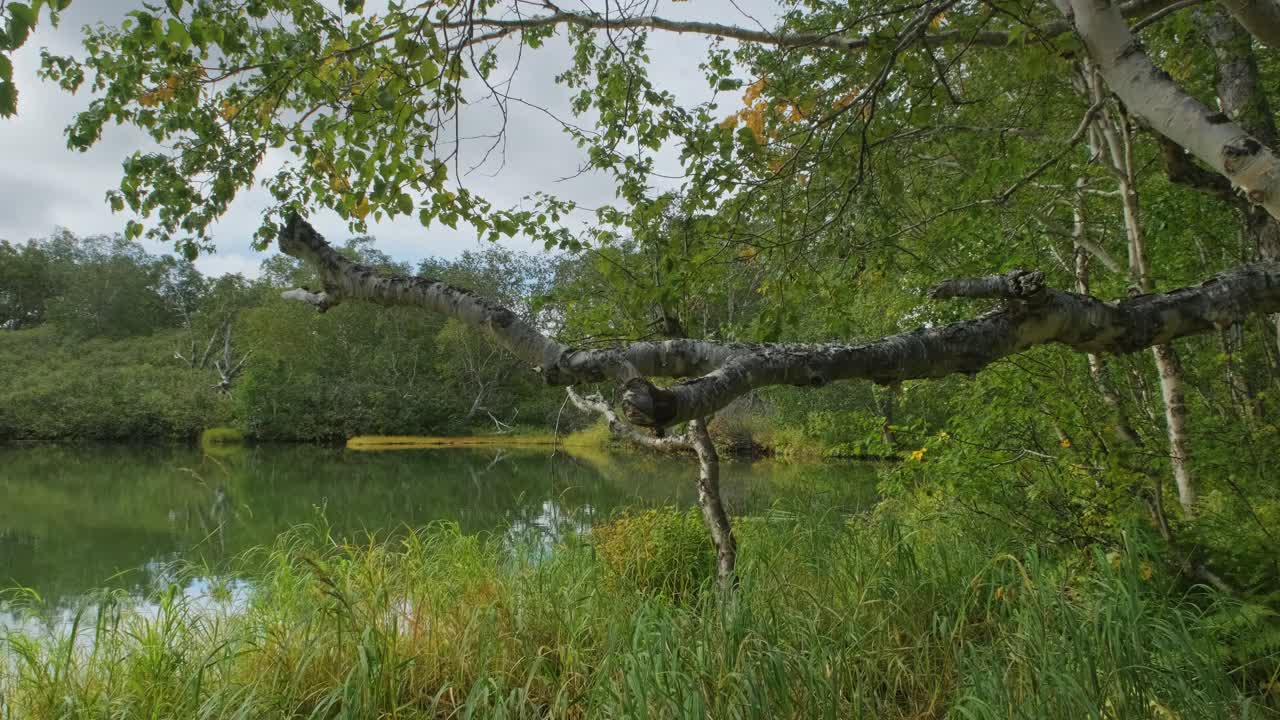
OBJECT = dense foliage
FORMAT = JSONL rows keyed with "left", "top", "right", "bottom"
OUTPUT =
{"left": 0, "top": 230, "right": 573, "bottom": 442}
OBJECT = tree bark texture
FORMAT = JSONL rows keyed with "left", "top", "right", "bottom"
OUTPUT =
{"left": 1201, "top": 5, "right": 1280, "bottom": 358}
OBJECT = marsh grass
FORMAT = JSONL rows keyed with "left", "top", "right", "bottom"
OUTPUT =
{"left": 2, "top": 509, "right": 1277, "bottom": 719}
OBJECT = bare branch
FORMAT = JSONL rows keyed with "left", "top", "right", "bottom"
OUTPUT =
{"left": 443, "top": 0, "right": 1183, "bottom": 54}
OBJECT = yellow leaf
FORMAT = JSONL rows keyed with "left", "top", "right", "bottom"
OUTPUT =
{"left": 930, "top": 11, "right": 948, "bottom": 30}
{"left": 745, "top": 108, "right": 765, "bottom": 144}
{"left": 719, "top": 114, "right": 739, "bottom": 130}
{"left": 219, "top": 100, "right": 239, "bottom": 121}
{"left": 833, "top": 88, "right": 860, "bottom": 110}
{"left": 139, "top": 74, "right": 182, "bottom": 107}
{"left": 352, "top": 196, "right": 370, "bottom": 220}
{"left": 1059, "top": 438, "right": 1072, "bottom": 449}
{"left": 742, "top": 78, "right": 766, "bottom": 105}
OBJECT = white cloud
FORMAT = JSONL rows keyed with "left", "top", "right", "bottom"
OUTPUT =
{"left": 193, "top": 251, "right": 264, "bottom": 280}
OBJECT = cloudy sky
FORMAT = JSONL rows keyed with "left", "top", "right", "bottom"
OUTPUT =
{"left": 0, "top": 1, "right": 777, "bottom": 277}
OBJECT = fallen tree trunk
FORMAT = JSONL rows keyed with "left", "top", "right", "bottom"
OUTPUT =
{"left": 280, "top": 215, "right": 1280, "bottom": 430}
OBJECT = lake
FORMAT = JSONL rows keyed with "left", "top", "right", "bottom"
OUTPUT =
{"left": 0, "top": 443, "right": 880, "bottom": 618}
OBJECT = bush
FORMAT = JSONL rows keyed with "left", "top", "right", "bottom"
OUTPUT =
{"left": 591, "top": 508, "right": 716, "bottom": 602}
{"left": 0, "top": 327, "right": 231, "bottom": 443}
{"left": 200, "top": 426, "right": 245, "bottom": 445}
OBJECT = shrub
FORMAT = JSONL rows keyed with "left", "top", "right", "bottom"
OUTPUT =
{"left": 200, "top": 426, "right": 245, "bottom": 445}
{"left": 591, "top": 508, "right": 715, "bottom": 602}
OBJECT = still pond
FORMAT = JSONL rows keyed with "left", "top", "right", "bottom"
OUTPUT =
{"left": 0, "top": 443, "right": 879, "bottom": 623}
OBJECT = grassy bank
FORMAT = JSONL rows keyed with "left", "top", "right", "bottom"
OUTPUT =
{"left": 2, "top": 508, "right": 1277, "bottom": 719}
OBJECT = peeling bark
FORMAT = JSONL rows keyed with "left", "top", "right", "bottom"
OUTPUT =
{"left": 280, "top": 215, "right": 1280, "bottom": 430}
{"left": 1056, "top": 0, "right": 1280, "bottom": 219}
{"left": 1200, "top": 5, "right": 1280, "bottom": 358}
{"left": 689, "top": 418, "right": 737, "bottom": 588}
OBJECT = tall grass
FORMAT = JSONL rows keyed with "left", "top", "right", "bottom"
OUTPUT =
{"left": 2, "top": 509, "right": 1276, "bottom": 719}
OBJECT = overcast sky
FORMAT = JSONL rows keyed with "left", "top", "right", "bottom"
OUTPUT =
{"left": 0, "top": 1, "right": 778, "bottom": 277}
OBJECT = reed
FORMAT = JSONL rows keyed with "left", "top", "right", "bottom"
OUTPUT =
{"left": 2, "top": 509, "right": 1276, "bottom": 719}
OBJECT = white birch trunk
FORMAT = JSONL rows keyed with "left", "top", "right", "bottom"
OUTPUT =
{"left": 1056, "top": 0, "right": 1280, "bottom": 219}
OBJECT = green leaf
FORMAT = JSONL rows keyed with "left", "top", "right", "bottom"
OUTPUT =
{"left": 0, "top": 79, "right": 17, "bottom": 117}
{"left": 166, "top": 19, "right": 191, "bottom": 50}
{"left": 5, "top": 3, "right": 36, "bottom": 51}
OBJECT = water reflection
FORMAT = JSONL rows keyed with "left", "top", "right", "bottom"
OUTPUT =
{"left": 0, "top": 444, "right": 880, "bottom": 621}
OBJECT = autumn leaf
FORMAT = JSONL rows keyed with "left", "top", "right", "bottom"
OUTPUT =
{"left": 352, "top": 195, "right": 370, "bottom": 219}
{"left": 744, "top": 108, "right": 765, "bottom": 144}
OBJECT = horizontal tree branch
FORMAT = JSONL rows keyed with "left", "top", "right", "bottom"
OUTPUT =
{"left": 443, "top": 0, "right": 1182, "bottom": 54}
{"left": 279, "top": 215, "right": 1280, "bottom": 429}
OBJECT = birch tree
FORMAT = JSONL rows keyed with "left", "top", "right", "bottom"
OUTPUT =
{"left": 38, "top": 0, "right": 1280, "bottom": 582}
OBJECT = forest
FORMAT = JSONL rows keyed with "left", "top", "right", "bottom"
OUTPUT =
{"left": 0, "top": 229, "right": 576, "bottom": 442}
{"left": 4, "top": 0, "right": 1280, "bottom": 716}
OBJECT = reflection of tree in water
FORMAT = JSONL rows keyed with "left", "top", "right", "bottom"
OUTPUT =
{"left": 1, "top": 445, "right": 880, "bottom": 609}
{"left": 176, "top": 482, "right": 241, "bottom": 557}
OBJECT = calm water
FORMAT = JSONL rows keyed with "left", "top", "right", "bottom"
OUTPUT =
{"left": 0, "top": 444, "right": 878, "bottom": 614}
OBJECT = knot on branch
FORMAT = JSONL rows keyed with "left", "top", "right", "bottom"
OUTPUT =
{"left": 928, "top": 269, "right": 1046, "bottom": 302}
{"left": 621, "top": 377, "right": 678, "bottom": 429}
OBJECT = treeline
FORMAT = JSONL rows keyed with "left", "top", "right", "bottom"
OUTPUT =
{"left": 0, "top": 231, "right": 573, "bottom": 442}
